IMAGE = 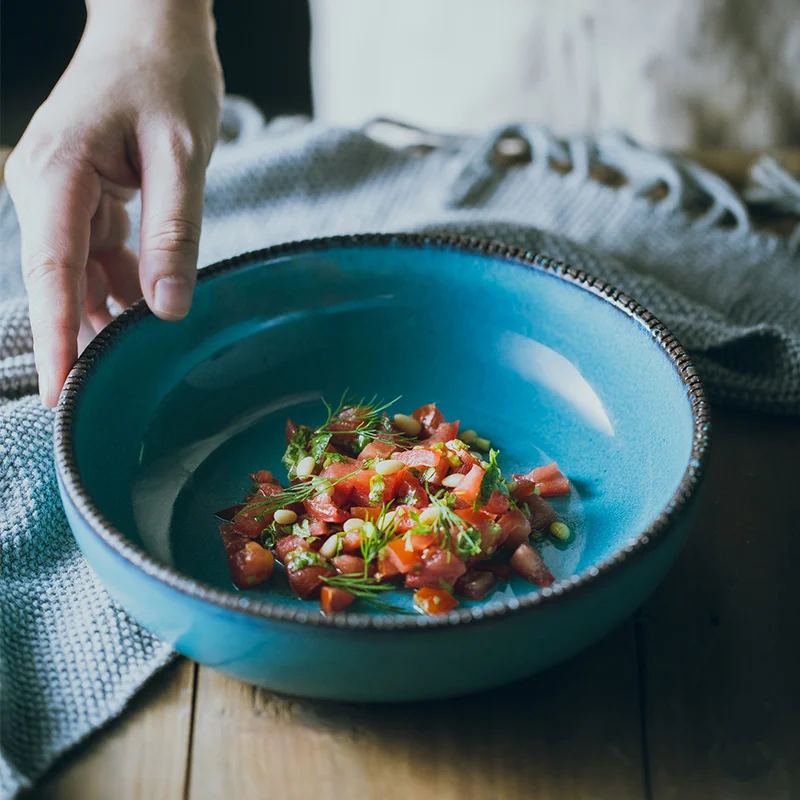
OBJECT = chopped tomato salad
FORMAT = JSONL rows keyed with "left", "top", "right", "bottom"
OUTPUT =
{"left": 215, "top": 396, "right": 572, "bottom": 615}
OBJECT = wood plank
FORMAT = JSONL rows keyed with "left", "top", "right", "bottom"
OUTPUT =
{"left": 188, "top": 626, "right": 644, "bottom": 800}
{"left": 642, "top": 409, "right": 800, "bottom": 800}
{"left": 29, "top": 659, "right": 196, "bottom": 800}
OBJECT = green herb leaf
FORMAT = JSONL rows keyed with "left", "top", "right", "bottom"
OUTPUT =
{"left": 282, "top": 425, "right": 312, "bottom": 480}
{"left": 368, "top": 474, "right": 385, "bottom": 505}
{"left": 321, "top": 573, "right": 408, "bottom": 613}
{"left": 260, "top": 522, "right": 281, "bottom": 549}
{"left": 455, "top": 527, "right": 482, "bottom": 560}
{"left": 286, "top": 550, "right": 324, "bottom": 571}
{"left": 310, "top": 432, "right": 332, "bottom": 464}
{"left": 475, "top": 449, "right": 508, "bottom": 509}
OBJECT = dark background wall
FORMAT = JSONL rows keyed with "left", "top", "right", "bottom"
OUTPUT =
{"left": 0, "top": 0, "right": 313, "bottom": 146}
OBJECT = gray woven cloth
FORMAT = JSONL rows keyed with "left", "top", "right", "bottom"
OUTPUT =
{"left": 1, "top": 98, "right": 799, "bottom": 797}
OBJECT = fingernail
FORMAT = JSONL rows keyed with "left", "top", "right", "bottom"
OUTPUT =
{"left": 39, "top": 372, "right": 55, "bottom": 408}
{"left": 153, "top": 276, "right": 193, "bottom": 320}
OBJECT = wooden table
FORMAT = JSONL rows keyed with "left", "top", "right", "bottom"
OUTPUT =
{"left": 8, "top": 150, "right": 799, "bottom": 800}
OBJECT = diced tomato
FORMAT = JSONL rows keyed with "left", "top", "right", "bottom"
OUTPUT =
{"left": 320, "top": 586, "right": 356, "bottom": 614}
{"left": 228, "top": 540, "right": 275, "bottom": 589}
{"left": 391, "top": 448, "right": 448, "bottom": 484}
{"left": 404, "top": 548, "right": 467, "bottom": 589}
{"left": 451, "top": 448, "right": 483, "bottom": 475}
{"left": 286, "top": 565, "right": 334, "bottom": 599}
{"left": 412, "top": 404, "right": 444, "bottom": 436}
{"left": 522, "top": 494, "right": 558, "bottom": 531}
{"left": 453, "top": 464, "right": 485, "bottom": 504}
{"left": 454, "top": 507, "right": 494, "bottom": 530}
{"left": 536, "top": 476, "right": 571, "bottom": 497}
{"left": 303, "top": 493, "right": 349, "bottom": 523}
{"left": 384, "top": 539, "right": 424, "bottom": 574}
{"left": 332, "top": 554, "right": 365, "bottom": 574}
{"left": 320, "top": 461, "right": 360, "bottom": 480}
{"left": 483, "top": 491, "right": 510, "bottom": 516}
{"left": 357, "top": 440, "right": 396, "bottom": 462}
{"left": 453, "top": 507, "right": 503, "bottom": 556}
{"left": 251, "top": 470, "right": 279, "bottom": 486}
{"left": 373, "top": 549, "right": 399, "bottom": 580}
{"left": 512, "top": 462, "right": 569, "bottom": 498}
{"left": 339, "top": 530, "right": 363, "bottom": 552}
{"left": 454, "top": 569, "right": 496, "bottom": 600}
{"left": 348, "top": 469, "right": 405, "bottom": 506}
{"left": 395, "top": 473, "right": 429, "bottom": 507}
{"left": 498, "top": 508, "right": 531, "bottom": 550}
{"left": 254, "top": 485, "right": 283, "bottom": 504}
{"left": 327, "top": 406, "right": 369, "bottom": 432}
{"left": 414, "top": 587, "right": 458, "bottom": 614}
{"left": 509, "top": 542, "right": 555, "bottom": 587}
{"left": 391, "top": 505, "right": 423, "bottom": 533}
{"left": 308, "top": 519, "right": 330, "bottom": 539}
{"left": 232, "top": 506, "right": 272, "bottom": 538}
{"left": 349, "top": 506, "right": 381, "bottom": 522}
{"left": 285, "top": 418, "right": 298, "bottom": 445}
{"left": 532, "top": 462, "right": 564, "bottom": 482}
{"left": 274, "top": 535, "right": 311, "bottom": 563}
{"left": 420, "top": 420, "right": 460, "bottom": 446}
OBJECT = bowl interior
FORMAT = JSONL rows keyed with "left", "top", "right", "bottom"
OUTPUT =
{"left": 71, "top": 242, "right": 695, "bottom": 615}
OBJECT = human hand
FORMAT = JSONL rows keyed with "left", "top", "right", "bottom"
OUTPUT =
{"left": 4, "top": 0, "right": 223, "bottom": 406}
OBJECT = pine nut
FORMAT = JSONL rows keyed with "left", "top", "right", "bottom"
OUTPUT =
{"left": 419, "top": 506, "right": 440, "bottom": 525}
{"left": 393, "top": 413, "right": 422, "bottom": 436}
{"left": 442, "top": 473, "right": 464, "bottom": 488}
{"left": 381, "top": 510, "right": 397, "bottom": 527}
{"left": 460, "top": 429, "right": 477, "bottom": 444}
{"left": 343, "top": 517, "right": 365, "bottom": 533}
{"left": 319, "top": 535, "right": 340, "bottom": 559}
{"left": 274, "top": 509, "right": 297, "bottom": 525}
{"left": 296, "top": 456, "right": 316, "bottom": 478}
{"left": 474, "top": 437, "right": 491, "bottom": 452}
{"left": 549, "top": 522, "right": 571, "bottom": 541}
{"left": 375, "top": 458, "right": 404, "bottom": 476}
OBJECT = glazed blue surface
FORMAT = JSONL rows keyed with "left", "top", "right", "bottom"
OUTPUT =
{"left": 60, "top": 241, "right": 702, "bottom": 699}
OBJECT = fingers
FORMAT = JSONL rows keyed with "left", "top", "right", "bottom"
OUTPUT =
{"left": 97, "top": 246, "right": 142, "bottom": 307}
{"left": 85, "top": 257, "right": 114, "bottom": 331}
{"left": 89, "top": 193, "right": 130, "bottom": 253}
{"left": 138, "top": 130, "right": 206, "bottom": 320}
{"left": 9, "top": 162, "right": 99, "bottom": 407}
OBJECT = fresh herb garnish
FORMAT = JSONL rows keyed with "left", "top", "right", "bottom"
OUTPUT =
{"left": 282, "top": 425, "right": 313, "bottom": 480}
{"left": 321, "top": 573, "right": 407, "bottom": 612}
{"left": 455, "top": 527, "right": 483, "bottom": 560}
{"left": 260, "top": 522, "right": 281, "bottom": 549}
{"left": 237, "top": 471, "right": 360, "bottom": 518}
{"left": 291, "top": 518, "right": 317, "bottom": 540}
{"left": 475, "top": 449, "right": 509, "bottom": 509}
{"left": 286, "top": 550, "right": 324, "bottom": 570}
{"left": 368, "top": 474, "right": 385, "bottom": 505}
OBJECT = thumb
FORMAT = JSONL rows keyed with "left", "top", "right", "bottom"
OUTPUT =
{"left": 138, "top": 129, "right": 207, "bottom": 320}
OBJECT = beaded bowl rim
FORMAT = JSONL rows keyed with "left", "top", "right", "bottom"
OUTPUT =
{"left": 54, "top": 233, "right": 711, "bottom": 631}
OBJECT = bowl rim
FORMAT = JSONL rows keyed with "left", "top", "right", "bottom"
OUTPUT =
{"left": 54, "top": 233, "right": 711, "bottom": 631}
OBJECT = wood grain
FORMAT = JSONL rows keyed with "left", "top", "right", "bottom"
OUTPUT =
{"left": 29, "top": 660, "right": 196, "bottom": 800}
{"left": 641, "top": 409, "right": 800, "bottom": 800}
{"left": 188, "top": 628, "right": 645, "bottom": 800}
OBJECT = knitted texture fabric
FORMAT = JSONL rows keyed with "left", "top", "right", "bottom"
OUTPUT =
{"left": 1, "top": 98, "right": 798, "bottom": 797}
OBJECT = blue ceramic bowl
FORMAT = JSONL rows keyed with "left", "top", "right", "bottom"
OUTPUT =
{"left": 55, "top": 234, "right": 710, "bottom": 701}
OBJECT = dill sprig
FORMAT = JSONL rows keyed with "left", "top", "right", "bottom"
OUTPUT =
{"left": 237, "top": 471, "right": 360, "bottom": 518}
{"left": 321, "top": 573, "right": 408, "bottom": 613}
{"left": 359, "top": 504, "right": 402, "bottom": 574}
{"left": 318, "top": 392, "right": 412, "bottom": 451}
